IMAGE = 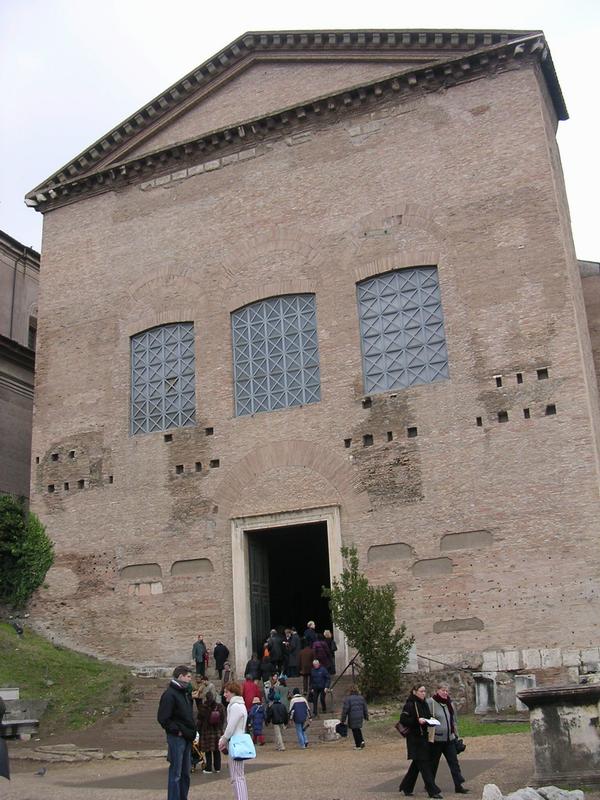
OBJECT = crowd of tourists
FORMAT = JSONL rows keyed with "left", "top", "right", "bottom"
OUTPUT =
{"left": 156, "top": 629, "right": 467, "bottom": 800}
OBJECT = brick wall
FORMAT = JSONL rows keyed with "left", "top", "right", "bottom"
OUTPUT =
{"left": 28, "top": 61, "right": 600, "bottom": 670}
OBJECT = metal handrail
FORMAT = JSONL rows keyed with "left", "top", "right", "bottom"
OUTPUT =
{"left": 330, "top": 653, "right": 361, "bottom": 693}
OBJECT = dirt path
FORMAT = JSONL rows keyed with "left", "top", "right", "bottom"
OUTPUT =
{"left": 1, "top": 730, "right": 569, "bottom": 800}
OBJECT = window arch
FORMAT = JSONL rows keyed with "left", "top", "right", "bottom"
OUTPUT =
{"left": 130, "top": 322, "right": 196, "bottom": 434}
{"left": 231, "top": 294, "right": 321, "bottom": 416}
{"left": 357, "top": 266, "right": 449, "bottom": 393}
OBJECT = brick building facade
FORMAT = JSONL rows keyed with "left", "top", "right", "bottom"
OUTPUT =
{"left": 0, "top": 230, "right": 39, "bottom": 499}
{"left": 26, "top": 30, "right": 600, "bottom": 685}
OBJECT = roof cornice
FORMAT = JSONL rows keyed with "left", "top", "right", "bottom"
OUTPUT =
{"left": 26, "top": 34, "right": 565, "bottom": 213}
{"left": 27, "top": 28, "right": 550, "bottom": 199}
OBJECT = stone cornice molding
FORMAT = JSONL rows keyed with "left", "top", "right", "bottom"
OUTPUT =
{"left": 0, "top": 333, "right": 35, "bottom": 370}
{"left": 26, "top": 34, "right": 564, "bottom": 213}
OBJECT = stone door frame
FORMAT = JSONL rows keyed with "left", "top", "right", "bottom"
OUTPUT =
{"left": 230, "top": 505, "right": 346, "bottom": 677}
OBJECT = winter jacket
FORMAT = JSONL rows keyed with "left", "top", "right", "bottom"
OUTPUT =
{"left": 427, "top": 696, "right": 459, "bottom": 742}
{"left": 157, "top": 680, "right": 196, "bottom": 741}
{"left": 287, "top": 633, "right": 301, "bottom": 670}
{"left": 341, "top": 693, "right": 369, "bottom": 729}
{"left": 299, "top": 646, "right": 314, "bottom": 675}
{"left": 213, "top": 643, "right": 230, "bottom": 669}
{"left": 267, "top": 700, "right": 289, "bottom": 726}
{"left": 303, "top": 627, "right": 317, "bottom": 647}
{"left": 310, "top": 665, "right": 330, "bottom": 690}
{"left": 260, "top": 658, "right": 275, "bottom": 682}
{"left": 312, "top": 639, "right": 331, "bottom": 670}
{"left": 248, "top": 703, "right": 266, "bottom": 735}
{"left": 221, "top": 695, "right": 247, "bottom": 743}
{"left": 242, "top": 679, "right": 262, "bottom": 711}
{"left": 192, "top": 639, "right": 207, "bottom": 662}
{"left": 400, "top": 696, "right": 433, "bottom": 761}
{"left": 244, "top": 658, "right": 261, "bottom": 680}
{"left": 289, "top": 695, "right": 310, "bottom": 724}
{"left": 267, "top": 633, "right": 284, "bottom": 662}
{"left": 196, "top": 697, "right": 225, "bottom": 751}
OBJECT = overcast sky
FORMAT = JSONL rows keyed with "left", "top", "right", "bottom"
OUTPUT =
{"left": 0, "top": 0, "right": 597, "bottom": 259}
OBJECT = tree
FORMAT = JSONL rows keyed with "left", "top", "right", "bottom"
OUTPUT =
{"left": 0, "top": 495, "right": 54, "bottom": 608}
{"left": 323, "top": 545, "right": 414, "bottom": 698}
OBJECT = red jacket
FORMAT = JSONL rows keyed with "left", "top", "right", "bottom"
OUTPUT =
{"left": 242, "top": 679, "right": 262, "bottom": 711}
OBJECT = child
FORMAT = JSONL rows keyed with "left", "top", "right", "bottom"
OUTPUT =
{"left": 289, "top": 687, "right": 311, "bottom": 748}
{"left": 248, "top": 696, "right": 266, "bottom": 745}
{"left": 266, "top": 691, "right": 289, "bottom": 751}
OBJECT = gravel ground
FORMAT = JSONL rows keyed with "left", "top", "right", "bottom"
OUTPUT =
{"left": 2, "top": 730, "right": 568, "bottom": 800}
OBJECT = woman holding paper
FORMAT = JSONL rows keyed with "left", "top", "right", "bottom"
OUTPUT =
{"left": 398, "top": 685, "right": 443, "bottom": 799}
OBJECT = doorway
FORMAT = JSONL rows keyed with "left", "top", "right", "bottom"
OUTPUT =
{"left": 247, "top": 521, "right": 332, "bottom": 655}
{"left": 230, "top": 505, "right": 346, "bottom": 676}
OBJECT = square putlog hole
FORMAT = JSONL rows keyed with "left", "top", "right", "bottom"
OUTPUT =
{"left": 175, "top": 464, "right": 184, "bottom": 474}
{"left": 344, "top": 438, "right": 352, "bottom": 448}
{"left": 537, "top": 367, "right": 549, "bottom": 380}
{"left": 407, "top": 426, "right": 418, "bottom": 438}
{"left": 164, "top": 433, "right": 173, "bottom": 442}
{"left": 205, "top": 427, "right": 214, "bottom": 436}
{"left": 209, "top": 459, "right": 220, "bottom": 468}
{"left": 362, "top": 434, "right": 373, "bottom": 447}
{"left": 497, "top": 411, "right": 509, "bottom": 423}
{"left": 545, "top": 404, "right": 557, "bottom": 416}
{"left": 362, "top": 397, "right": 372, "bottom": 409}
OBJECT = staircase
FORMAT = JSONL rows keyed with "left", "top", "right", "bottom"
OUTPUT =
{"left": 44, "top": 670, "right": 357, "bottom": 752}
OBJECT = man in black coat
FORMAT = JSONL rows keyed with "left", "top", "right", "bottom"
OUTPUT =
{"left": 157, "top": 665, "right": 195, "bottom": 800}
{"left": 267, "top": 629, "right": 285, "bottom": 673}
{"left": 213, "top": 640, "right": 230, "bottom": 679}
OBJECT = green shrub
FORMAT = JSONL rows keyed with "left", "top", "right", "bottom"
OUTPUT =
{"left": 323, "top": 546, "right": 414, "bottom": 698}
{"left": 0, "top": 495, "right": 54, "bottom": 608}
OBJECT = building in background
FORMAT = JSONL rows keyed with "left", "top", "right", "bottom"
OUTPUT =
{"left": 0, "top": 230, "right": 39, "bottom": 499}
{"left": 24, "top": 30, "right": 600, "bottom": 699}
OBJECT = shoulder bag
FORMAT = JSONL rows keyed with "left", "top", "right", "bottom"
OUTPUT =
{"left": 395, "top": 720, "right": 410, "bottom": 737}
{"left": 229, "top": 733, "right": 256, "bottom": 760}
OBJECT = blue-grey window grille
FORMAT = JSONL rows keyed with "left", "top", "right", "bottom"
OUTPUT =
{"left": 232, "top": 294, "right": 321, "bottom": 416}
{"left": 130, "top": 323, "right": 196, "bottom": 434}
{"left": 357, "top": 267, "right": 449, "bottom": 393}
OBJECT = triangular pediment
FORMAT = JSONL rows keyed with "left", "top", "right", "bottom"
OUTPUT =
{"left": 29, "top": 28, "right": 554, "bottom": 199}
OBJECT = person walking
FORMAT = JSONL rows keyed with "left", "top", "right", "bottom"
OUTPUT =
{"left": 196, "top": 691, "right": 225, "bottom": 774}
{"left": 340, "top": 686, "right": 369, "bottom": 749}
{"left": 303, "top": 620, "right": 317, "bottom": 647}
{"left": 267, "top": 629, "right": 285, "bottom": 673}
{"left": 219, "top": 681, "right": 249, "bottom": 800}
{"left": 266, "top": 691, "right": 289, "bottom": 751}
{"left": 192, "top": 634, "right": 207, "bottom": 677}
{"left": 157, "top": 665, "right": 196, "bottom": 800}
{"left": 286, "top": 627, "right": 301, "bottom": 677}
{"left": 398, "top": 685, "right": 442, "bottom": 799}
{"left": 309, "top": 658, "right": 330, "bottom": 717}
{"left": 248, "top": 697, "right": 266, "bottom": 745}
{"left": 299, "top": 642, "right": 314, "bottom": 694}
{"left": 213, "top": 641, "right": 230, "bottom": 680}
{"left": 428, "top": 683, "right": 469, "bottom": 794}
{"left": 289, "top": 687, "right": 311, "bottom": 748}
{"left": 244, "top": 653, "right": 261, "bottom": 680}
{"left": 242, "top": 675, "right": 262, "bottom": 711}
{"left": 312, "top": 633, "right": 331, "bottom": 672}
{"left": 324, "top": 629, "right": 338, "bottom": 674}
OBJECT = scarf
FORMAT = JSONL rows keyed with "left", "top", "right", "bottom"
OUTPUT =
{"left": 432, "top": 692, "right": 456, "bottom": 734}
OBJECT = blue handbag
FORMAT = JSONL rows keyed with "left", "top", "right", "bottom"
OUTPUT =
{"left": 228, "top": 733, "right": 256, "bottom": 760}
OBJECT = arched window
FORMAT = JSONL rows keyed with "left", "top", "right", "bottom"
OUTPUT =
{"left": 232, "top": 294, "right": 321, "bottom": 416}
{"left": 130, "top": 322, "right": 196, "bottom": 434}
{"left": 357, "top": 267, "right": 449, "bottom": 393}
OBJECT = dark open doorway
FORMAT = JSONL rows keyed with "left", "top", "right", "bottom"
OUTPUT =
{"left": 246, "top": 521, "right": 332, "bottom": 655}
